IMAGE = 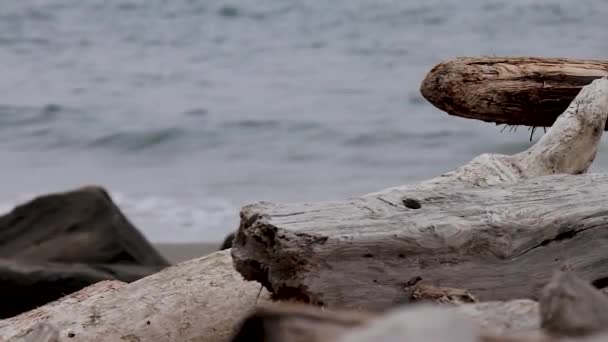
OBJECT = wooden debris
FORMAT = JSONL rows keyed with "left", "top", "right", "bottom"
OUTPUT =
{"left": 0, "top": 251, "right": 271, "bottom": 342}
{"left": 410, "top": 284, "right": 478, "bottom": 305}
{"left": 540, "top": 271, "right": 608, "bottom": 337}
{"left": 231, "top": 303, "right": 373, "bottom": 342}
{"left": 231, "top": 300, "right": 543, "bottom": 342}
{"left": 231, "top": 77, "right": 608, "bottom": 310}
{"left": 420, "top": 57, "right": 608, "bottom": 129}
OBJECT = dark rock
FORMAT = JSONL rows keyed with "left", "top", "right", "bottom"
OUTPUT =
{"left": 0, "top": 186, "right": 170, "bottom": 318}
{"left": 220, "top": 232, "right": 235, "bottom": 250}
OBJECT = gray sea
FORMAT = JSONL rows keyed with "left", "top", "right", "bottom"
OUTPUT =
{"left": 1, "top": 0, "right": 607, "bottom": 242}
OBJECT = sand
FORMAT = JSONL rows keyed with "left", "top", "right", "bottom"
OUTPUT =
{"left": 155, "top": 242, "right": 222, "bottom": 264}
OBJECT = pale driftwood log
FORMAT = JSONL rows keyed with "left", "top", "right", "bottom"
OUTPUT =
{"left": 335, "top": 304, "right": 608, "bottom": 342}
{"left": 232, "top": 78, "right": 608, "bottom": 310}
{"left": 457, "top": 300, "right": 540, "bottom": 336}
{"left": 231, "top": 303, "right": 373, "bottom": 342}
{"left": 233, "top": 172, "right": 608, "bottom": 310}
{"left": 420, "top": 57, "right": 608, "bottom": 129}
{"left": 232, "top": 299, "right": 541, "bottom": 342}
{"left": 337, "top": 306, "right": 479, "bottom": 342}
{"left": 540, "top": 271, "right": 608, "bottom": 337}
{"left": 0, "top": 250, "right": 271, "bottom": 342}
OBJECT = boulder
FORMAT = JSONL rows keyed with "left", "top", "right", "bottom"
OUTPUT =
{"left": 220, "top": 232, "right": 235, "bottom": 250}
{"left": 0, "top": 186, "right": 169, "bottom": 317}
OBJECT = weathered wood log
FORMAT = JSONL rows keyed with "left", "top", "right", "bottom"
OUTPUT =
{"left": 420, "top": 57, "right": 608, "bottom": 129}
{"left": 232, "top": 299, "right": 541, "bottom": 342}
{"left": 540, "top": 271, "right": 608, "bottom": 337}
{"left": 232, "top": 78, "right": 608, "bottom": 310}
{"left": 335, "top": 304, "right": 608, "bottom": 342}
{"left": 336, "top": 306, "right": 479, "bottom": 342}
{"left": 233, "top": 171, "right": 608, "bottom": 310}
{"left": 0, "top": 258, "right": 155, "bottom": 319}
{"left": 231, "top": 303, "right": 373, "bottom": 342}
{"left": 0, "top": 250, "right": 272, "bottom": 342}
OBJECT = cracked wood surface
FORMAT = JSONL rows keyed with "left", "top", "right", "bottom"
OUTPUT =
{"left": 233, "top": 172, "right": 608, "bottom": 310}
{"left": 420, "top": 57, "right": 608, "bottom": 129}
{"left": 232, "top": 78, "right": 608, "bottom": 310}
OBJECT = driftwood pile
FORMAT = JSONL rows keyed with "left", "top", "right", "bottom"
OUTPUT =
{"left": 1, "top": 57, "right": 608, "bottom": 341}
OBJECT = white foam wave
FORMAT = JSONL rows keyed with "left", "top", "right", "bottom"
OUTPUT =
{"left": 110, "top": 191, "right": 239, "bottom": 243}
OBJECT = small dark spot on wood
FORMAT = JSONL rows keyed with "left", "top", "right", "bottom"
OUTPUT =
{"left": 373, "top": 279, "right": 378, "bottom": 283}
{"left": 68, "top": 332, "right": 75, "bottom": 338}
{"left": 272, "top": 285, "right": 311, "bottom": 303}
{"left": 398, "top": 254, "right": 405, "bottom": 258}
{"left": 539, "top": 230, "right": 578, "bottom": 247}
{"left": 592, "top": 277, "right": 608, "bottom": 289}
{"left": 363, "top": 253, "right": 374, "bottom": 258}
{"left": 146, "top": 320, "right": 151, "bottom": 325}
{"left": 317, "top": 301, "right": 325, "bottom": 306}
{"left": 402, "top": 198, "right": 421, "bottom": 209}
{"left": 404, "top": 276, "right": 422, "bottom": 287}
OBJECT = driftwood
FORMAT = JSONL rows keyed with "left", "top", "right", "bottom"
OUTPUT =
{"left": 233, "top": 273, "right": 608, "bottom": 342}
{"left": 420, "top": 57, "right": 608, "bottom": 129}
{"left": 540, "top": 271, "right": 608, "bottom": 337}
{"left": 231, "top": 303, "right": 373, "bottom": 342}
{"left": 335, "top": 304, "right": 608, "bottom": 342}
{"left": 232, "top": 78, "right": 608, "bottom": 310}
{"left": 232, "top": 299, "right": 541, "bottom": 342}
{"left": 0, "top": 250, "right": 271, "bottom": 342}
{"left": 1, "top": 62, "right": 607, "bottom": 342}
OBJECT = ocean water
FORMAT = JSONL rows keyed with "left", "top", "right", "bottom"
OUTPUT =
{"left": 0, "top": 0, "right": 607, "bottom": 242}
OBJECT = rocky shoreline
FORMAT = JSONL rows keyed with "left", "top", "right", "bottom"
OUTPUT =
{"left": 0, "top": 186, "right": 223, "bottom": 318}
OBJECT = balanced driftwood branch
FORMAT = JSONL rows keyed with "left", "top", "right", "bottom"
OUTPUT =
{"left": 420, "top": 57, "right": 608, "bottom": 129}
{"left": 0, "top": 251, "right": 271, "bottom": 342}
{"left": 373, "top": 77, "right": 608, "bottom": 191}
{"left": 232, "top": 78, "right": 608, "bottom": 310}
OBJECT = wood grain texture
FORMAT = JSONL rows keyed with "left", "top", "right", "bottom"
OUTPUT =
{"left": 8, "top": 323, "right": 59, "bottom": 342}
{"left": 232, "top": 79, "right": 608, "bottom": 310}
{"left": 0, "top": 250, "right": 271, "bottom": 342}
{"left": 420, "top": 57, "right": 608, "bottom": 129}
{"left": 232, "top": 172, "right": 608, "bottom": 310}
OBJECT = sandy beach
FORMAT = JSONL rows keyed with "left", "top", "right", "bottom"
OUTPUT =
{"left": 155, "top": 242, "right": 221, "bottom": 264}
